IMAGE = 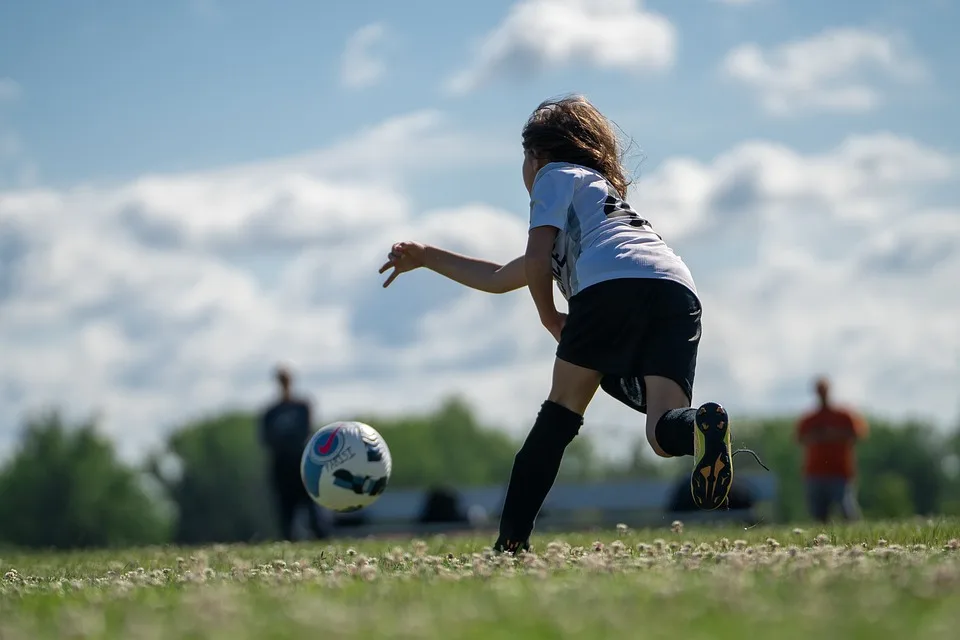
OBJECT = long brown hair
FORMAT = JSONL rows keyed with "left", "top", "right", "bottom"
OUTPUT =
{"left": 521, "top": 95, "right": 631, "bottom": 198}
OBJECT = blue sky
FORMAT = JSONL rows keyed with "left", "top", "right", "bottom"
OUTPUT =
{"left": 1, "top": 0, "right": 958, "bottom": 462}
{"left": 3, "top": 0, "right": 957, "bottom": 189}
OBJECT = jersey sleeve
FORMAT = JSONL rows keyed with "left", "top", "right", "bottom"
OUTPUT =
{"left": 529, "top": 166, "right": 575, "bottom": 231}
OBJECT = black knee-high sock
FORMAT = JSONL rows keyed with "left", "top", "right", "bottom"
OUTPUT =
{"left": 654, "top": 408, "right": 696, "bottom": 457}
{"left": 496, "top": 401, "right": 583, "bottom": 548}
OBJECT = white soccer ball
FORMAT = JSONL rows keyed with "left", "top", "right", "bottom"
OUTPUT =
{"left": 300, "top": 421, "right": 393, "bottom": 512}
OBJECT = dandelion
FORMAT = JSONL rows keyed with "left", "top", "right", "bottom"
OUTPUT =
{"left": 814, "top": 534, "right": 830, "bottom": 546}
{"left": 545, "top": 542, "right": 566, "bottom": 561}
{"left": 616, "top": 523, "right": 629, "bottom": 536}
{"left": 671, "top": 520, "right": 684, "bottom": 534}
{"left": 580, "top": 553, "right": 609, "bottom": 573}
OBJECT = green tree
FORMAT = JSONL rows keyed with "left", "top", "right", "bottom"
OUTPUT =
{"left": 351, "top": 396, "right": 616, "bottom": 487}
{"left": 354, "top": 397, "right": 521, "bottom": 488}
{"left": 605, "top": 438, "right": 685, "bottom": 481}
{"left": 927, "top": 411, "right": 960, "bottom": 516}
{"left": 733, "top": 414, "right": 950, "bottom": 523}
{"left": 863, "top": 473, "right": 914, "bottom": 519}
{"left": 726, "top": 416, "right": 807, "bottom": 522}
{"left": 0, "top": 410, "right": 170, "bottom": 549}
{"left": 855, "top": 419, "right": 944, "bottom": 518}
{"left": 147, "top": 412, "right": 278, "bottom": 545}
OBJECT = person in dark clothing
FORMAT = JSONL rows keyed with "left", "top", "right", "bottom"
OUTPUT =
{"left": 260, "top": 365, "right": 330, "bottom": 541}
{"left": 666, "top": 474, "right": 757, "bottom": 525}
{"left": 419, "top": 486, "right": 469, "bottom": 525}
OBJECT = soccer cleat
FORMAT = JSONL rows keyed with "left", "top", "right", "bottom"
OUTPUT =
{"left": 691, "top": 402, "right": 734, "bottom": 510}
{"left": 493, "top": 537, "right": 530, "bottom": 555}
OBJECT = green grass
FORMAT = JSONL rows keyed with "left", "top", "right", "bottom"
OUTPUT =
{"left": 4, "top": 518, "right": 960, "bottom": 639}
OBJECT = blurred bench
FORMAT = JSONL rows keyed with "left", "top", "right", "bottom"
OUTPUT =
{"left": 324, "top": 473, "right": 778, "bottom": 538}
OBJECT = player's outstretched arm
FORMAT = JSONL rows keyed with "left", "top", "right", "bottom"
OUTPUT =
{"left": 379, "top": 241, "right": 526, "bottom": 294}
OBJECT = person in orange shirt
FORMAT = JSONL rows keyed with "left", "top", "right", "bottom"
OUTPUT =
{"left": 796, "top": 377, "right": 868, "bottom": 523}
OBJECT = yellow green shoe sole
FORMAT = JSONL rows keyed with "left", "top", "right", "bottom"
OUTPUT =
{"left": 691, "top": 402, "right": 733, "bottom": 510}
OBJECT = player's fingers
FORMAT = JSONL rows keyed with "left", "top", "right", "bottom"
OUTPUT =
{"left": 378, "top": 259, "right": 394, "bottom": 274}
{"left": 382, "top": 271, "right": 400, "bottom": 288}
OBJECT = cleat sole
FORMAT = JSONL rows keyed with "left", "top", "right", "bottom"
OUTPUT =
{"left": 691, "top": 402, "right": 733, "bottom": 510}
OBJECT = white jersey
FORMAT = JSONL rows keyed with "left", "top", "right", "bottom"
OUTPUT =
{"left": 528, "top": 162, "right": 698, "bottom": 301}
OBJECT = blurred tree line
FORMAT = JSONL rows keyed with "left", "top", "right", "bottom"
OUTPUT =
{"left": 2, "top": 398, "right": 960, "bottom": 549}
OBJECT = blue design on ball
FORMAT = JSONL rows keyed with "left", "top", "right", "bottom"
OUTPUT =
{"left": 309, "top": 425, "right": 346, "bottom": 463}
{"left": 301, "top": 454, "right": 324, "bottom": 499}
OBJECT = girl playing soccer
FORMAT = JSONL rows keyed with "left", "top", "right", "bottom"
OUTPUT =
{"left": 378, "top": 95, "right": 763, "bottom": 553}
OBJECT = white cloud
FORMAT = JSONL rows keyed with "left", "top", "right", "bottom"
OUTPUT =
{"left": 721, "top": 27, "right": 926, "bottom": 115}
{"left": 711, "top": 0, "right": 764, "bottom": 5}
{"left": 635, "top": 133, "right": 954, "bottom": 239}
{"left": 0, "top": 78, "right": 21, "bottom": 103}
{"left": 0, "top": 111, "right": 532, "bottom": 463}
{"left": 1, "top": 109, "right": 958, "bottom": 466}
{"left": 446, "top": 0, "right": 676, "bottom": 95}
{"left": 341, "top": 23, "right": 389, "bottom": 89}
{"left": 631, "top": 133, "right": 959, "bottom": 429}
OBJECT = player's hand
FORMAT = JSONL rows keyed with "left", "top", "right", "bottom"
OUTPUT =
{"left": 379, "top": 241, "right": 427, "bottom": 288}
{"left": 542, "top": 311, "right": 567, "bottom": 343}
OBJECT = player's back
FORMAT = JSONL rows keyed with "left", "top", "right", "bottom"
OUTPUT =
{"left": 531, "top": 162, "right": 696, "bottom": 300}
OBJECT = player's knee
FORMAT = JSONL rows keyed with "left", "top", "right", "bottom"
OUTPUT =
{"left": 546, "top": 389, "right": 586, "bottom": 415}
{"left": 548, "top": 360, "right": 601, "bottom": 415}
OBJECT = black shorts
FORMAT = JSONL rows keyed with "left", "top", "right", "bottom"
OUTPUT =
{"left": 556, "top": 277, "right": 702, "bottom": 414}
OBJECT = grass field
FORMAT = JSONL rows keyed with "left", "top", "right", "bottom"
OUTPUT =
{"left": 4, "top": 519, "right": 960, "bottom": 639}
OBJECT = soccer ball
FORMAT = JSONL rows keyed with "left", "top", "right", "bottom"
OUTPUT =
{"left": 300, "top": 421, "right": 392, "bottom": 512}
